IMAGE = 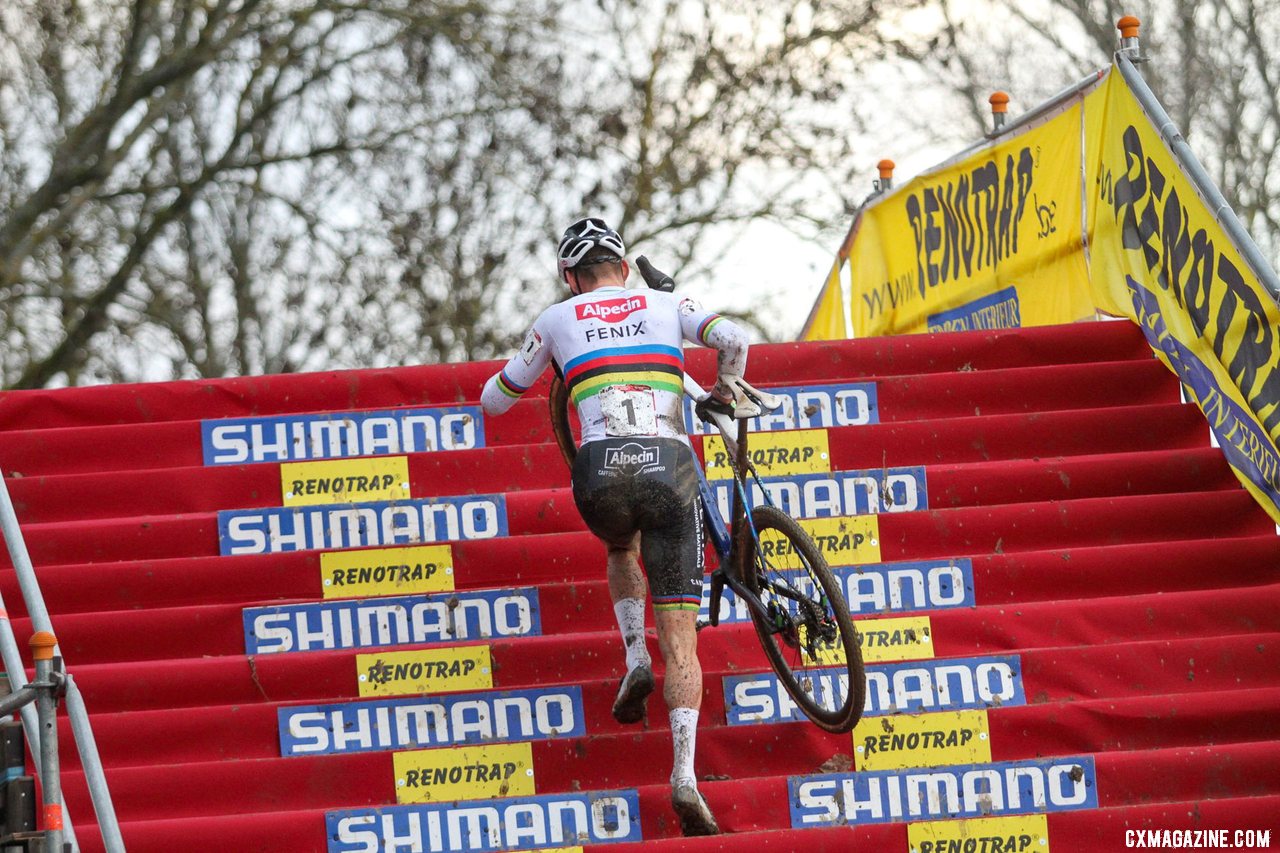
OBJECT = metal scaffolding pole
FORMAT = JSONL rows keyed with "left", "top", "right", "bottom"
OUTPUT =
{"left": 0, "top": 470, "right": 126, "bottom": 852}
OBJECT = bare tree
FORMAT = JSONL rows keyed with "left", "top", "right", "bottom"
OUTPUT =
{"left": 1, "top": 0, "right": 929, "bottom": 386}
{"left": 0, "top": 0, "right": 574, "bottom": 386}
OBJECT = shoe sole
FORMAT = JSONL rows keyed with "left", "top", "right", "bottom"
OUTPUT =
{"left": 611, "top": 666, "right": 655, "bottom": 724}
{"left": 672, "top": 786, "right": 720, "bottom": 836}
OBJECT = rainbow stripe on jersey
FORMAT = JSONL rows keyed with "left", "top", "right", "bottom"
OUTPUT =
{"left": 564, "top": 344, "right": 684, "bottom": 404}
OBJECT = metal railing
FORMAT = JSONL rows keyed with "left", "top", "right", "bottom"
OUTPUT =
{"left": 0, "top": 632, "right": 67, "bottom": 851}
{"left": 0, "top": 472, "right": 125, "bottom": 852}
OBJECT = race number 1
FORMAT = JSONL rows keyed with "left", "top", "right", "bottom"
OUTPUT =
{"left": 599, "top": 385, "right": 657, "bottom": 436}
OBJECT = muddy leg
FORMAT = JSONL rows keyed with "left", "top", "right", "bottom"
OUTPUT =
{"left": 608, "top": 535, "right": 655, "bottom": 723}
{"left": 655, "top": 608, "right": 718, "bottom": 835}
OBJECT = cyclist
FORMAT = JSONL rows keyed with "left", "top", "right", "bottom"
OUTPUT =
{"left": 480, "top": 217, "right": 748, "bottom": 837}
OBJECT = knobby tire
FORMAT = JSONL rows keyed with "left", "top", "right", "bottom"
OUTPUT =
{"left": 738, "top": 504, "right": 866, "bottom": 733}
{"left": 549, "top": 375, "right": 576, "bottom": 469}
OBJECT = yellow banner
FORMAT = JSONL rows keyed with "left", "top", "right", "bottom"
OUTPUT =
{"left": 857, "top": 615, "right": 934, "bottom": 663}
{"left": 801, "top": 261, "right": 849, "bottom": 341}
{"left": 854, "top": 709, "right": 991, "bottom": 771}
{"left": 357, "top": 645, "right": 493, "bottom": 697}
{"left": 759, "top": 515, "right": 880, "bottom": 567}
{"left": 702, "top": 428, "right": 831, "bottom": 480}
{"left": 1086, "top": 72, "right": 1280, "bottom": 521}
{"left": 394, "top": 743, "right": 534, "bottom": 803}
{"left": 321, "top": 544, "right": 454, "bottom": 599}
{"left": 817, "top": 98, "right": 1097, "bottom": 340}
{"left": 281, "top": 456, "right": 410, "bottom": 506}
{"left": 802, "top": 615, "right": 933, "bottom": 667}
{"left": 804, "top": 64, "right": 1280, "bottom": 524}
{"left": 909, "top": 814, "right": 1050, "bottom": 853}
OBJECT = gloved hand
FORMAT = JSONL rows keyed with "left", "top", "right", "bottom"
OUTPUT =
{"left": 714, "top": 374, "right": 762, "bottom": 419}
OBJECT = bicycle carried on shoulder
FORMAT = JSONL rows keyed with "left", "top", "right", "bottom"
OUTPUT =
{"left": 548, "top": 260, "right": 866, "bottom": 734}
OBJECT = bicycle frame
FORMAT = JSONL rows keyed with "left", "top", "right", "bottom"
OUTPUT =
{"left": 695, "top": 411, "right": 783, "bottom": 632}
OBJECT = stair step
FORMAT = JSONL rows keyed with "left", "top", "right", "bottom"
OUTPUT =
{"left": 9, "top": 474, "right": 1264, "bottom": 574}
{"left": 7, "top": 524, "right": 1272, "bottom": 619}
{"left": 0, "top": 321, "right": 1154, "bottom": 431}
{"left": 594, "top": 795, "right": 1280, "bottom": 851}
{"left": 58, "top": 747, "right": 1280, "bottom": 852}
{"left": 1, "top": 358, "right": 1176, "bottom": 477}
{"left": 6, "top": 400, "right": 1210, "bottom": 526}
{"left": 60, "top": 673, "right": 1280, "bottom": 772}
{"left": 60, "top": 628, "right": 1280, "bottom": 721}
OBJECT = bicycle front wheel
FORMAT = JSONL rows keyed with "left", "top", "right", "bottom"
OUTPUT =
{"left": 740, "top": 505, "right": 866, "bottom": 733}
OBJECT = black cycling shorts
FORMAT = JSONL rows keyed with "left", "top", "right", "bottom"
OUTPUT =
{"left": 571, "top": 437, "right": 705, "bottom": 612}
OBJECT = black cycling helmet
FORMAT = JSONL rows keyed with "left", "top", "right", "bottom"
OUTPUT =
{"left": 557, "top": 217, "right": 626, "bottom": 282}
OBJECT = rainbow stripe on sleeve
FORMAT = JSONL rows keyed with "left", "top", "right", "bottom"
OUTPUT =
{"left": 696, "top": 315, "right": 725, "bottom": 345}
{"left": 563, "top": 344, "right": 685, "bottom": 404}
{"left": 653, "top": 593, "right": 702, "bottom": 612}
{"left": 496, "top": 370, "right": 528, "bottom": 399}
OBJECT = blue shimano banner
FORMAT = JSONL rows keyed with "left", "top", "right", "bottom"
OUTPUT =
{"left": 327, "top": 789, "right": 642, "bottom": 852}
{"left": 701, "top": 558, "right": 974, "bottom": 625}
{"left": 706, "top": 466, "right": 928, "bottom": 519}
{"left": 280, "top": 685, "right": 583, "bottom": 756}
{"left": 683, "top": 381, "right": 879, "bottom": 434}
{"left": 201, "top": 405, "right": 485, "bottom": 465}
{"left": 1130, "top": 277, "right": 1280, "bottom": 516}
{"left": 927, "top": 286, "right": 1022, "bottom": 332}
{"left": 244, "top": 587, "right": 539, "bottom": 654}
{"left": 218, "top": 494, "right": 508, "bottom": 555}
{"left": 723, "top": 655, "right": 1024, "bottom": 726}
{"left": 789, "top": 755, "right": 1097, "bottom": 827}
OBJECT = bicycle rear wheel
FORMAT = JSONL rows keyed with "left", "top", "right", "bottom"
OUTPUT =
{"left": 739, "top": 505, "right": 865, "bottom": 733}
{"left": 549, "top": 375, "right": 577, "bottom": 469}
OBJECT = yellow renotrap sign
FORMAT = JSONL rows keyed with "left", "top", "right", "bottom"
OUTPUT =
{"left": 801, "top": 616, "right": 933, "bottom": 667}
{"left": 320, "top": 544, "right": 454, "bottom": 599}
{"left": 854, "top": 709, "right": 991, "bottom": 771}
{"left": 394, "top": 742, "right": 535, "bottom": 803}
{"left": 909, "top": 814, "right": 1049, "bottom": 853}
{"left": 356, "top": 645, "right": 493, "bottom": 697}
{"left": 759, "top": 515, "right": 881, "bottom": 568}
{"left": 703, "top": 429, "right": 831, "bottom": 480}
{"left": 856, "top": 615, "right": 934, "bottom": 663}
{"left": 281, "top": 456, "right": 410, "bottom": 506}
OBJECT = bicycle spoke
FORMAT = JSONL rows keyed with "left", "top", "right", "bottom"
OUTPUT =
{"left": 743, "top": 505, "right": 866, "bottom": 733}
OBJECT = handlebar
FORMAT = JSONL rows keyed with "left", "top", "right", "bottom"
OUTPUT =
{"left": 684, "top": 374, "right": 783, "bottom": 456}
{"left": 633, "top": 255, "right": 781, "bottom": 446}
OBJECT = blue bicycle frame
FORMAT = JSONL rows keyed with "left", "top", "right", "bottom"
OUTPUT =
{"left": 692, "top": 418, "right": 784, "bottom": 631}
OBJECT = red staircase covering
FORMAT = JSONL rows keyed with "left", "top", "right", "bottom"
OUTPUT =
{"left": 0, "top": 321, "right": 1276, "bottom": 852}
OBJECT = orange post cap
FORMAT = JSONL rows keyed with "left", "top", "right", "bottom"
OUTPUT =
{"left": 1117, "top": 16, "right": 1141, "bottom": 38}
{"left": 989, "top": 92, "right": 1010, "bottom": 114}
{"left": 30, "top": 632, "right": 57, "bottom": 661}
{"left": 877, "top": 159, "right": 895, "bottom": 179}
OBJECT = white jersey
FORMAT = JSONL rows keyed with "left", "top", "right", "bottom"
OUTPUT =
{"left": 481, "top": 285, "right": 748, "bottom": 445}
